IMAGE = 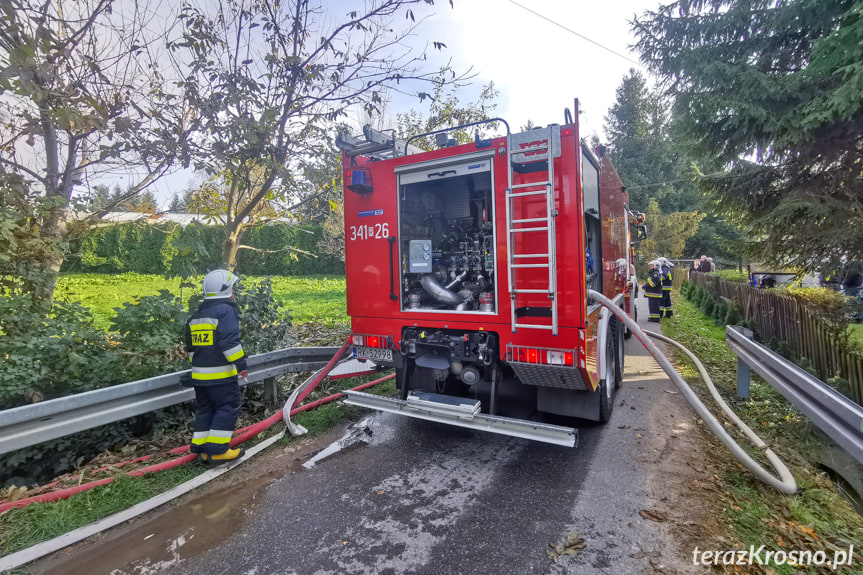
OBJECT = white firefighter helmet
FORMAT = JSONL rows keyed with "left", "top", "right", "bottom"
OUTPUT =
{"left": 660, "top": 257, "right": 674, "bottom": 267}
{"left": 648, "top": 260, "right": 661, "bottom": 269}
{"left": 202, "top": 269, "right": 239, "bottom": 299}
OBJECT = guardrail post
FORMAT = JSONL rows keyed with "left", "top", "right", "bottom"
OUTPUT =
{"left": 736, "top": 327, "right": 754, "bottom": 398}
{"left": 737, "top": 358, "right": 751, "bottom": 399}
{"left": 264, "top": 377, "right": 278, "bottom": 409}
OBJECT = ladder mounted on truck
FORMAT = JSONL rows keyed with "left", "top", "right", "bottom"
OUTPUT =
{"left": 335, "top": 125, "right": 422, "bottom": 160}
{"left": 505, "top": 126, "right": 562, "bottom": 335}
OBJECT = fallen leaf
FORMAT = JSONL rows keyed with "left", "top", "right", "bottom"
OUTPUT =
{"left": 377, "top": 491, "right": 384, "bottom": 495}
{"left": 547, "top": 531, "right": 586, "bottom": 562}
{"left": 639, "top": 510, "right": 667, "bottom": 522}
{"left": 636, "top": 433, "right": 643, "bottom": 438}
{"left": 565, "top": 531, "right": 583, "bottom": 547}
{"left": 663, "top": 390, "right": 678, "bottom": 394}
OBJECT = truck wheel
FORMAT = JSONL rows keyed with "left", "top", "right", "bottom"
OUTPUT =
{"left": 623, "top": 305, "right": 635, "bottom": 339}
{"left": 598, "top": 328, "right": 615, "bottom": 423}
{"left": 614, "top": 317, "right": 624, "bottom": 389}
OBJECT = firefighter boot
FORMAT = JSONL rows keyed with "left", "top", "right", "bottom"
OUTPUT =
{"left": 208, "top": 448, "right": 245, "bottom": 466}
{"left": 197, "top": 453, "right": 209, "bottom": 463}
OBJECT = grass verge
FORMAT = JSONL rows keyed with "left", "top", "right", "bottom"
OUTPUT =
{"left": 55, "top": 273, "right": 348, "bottom": 329}
{"left": 662, "top": 290, "right": 863, "bottom": 574}
{"left": 0, "top": 465, "right": 205, "bottom": 559}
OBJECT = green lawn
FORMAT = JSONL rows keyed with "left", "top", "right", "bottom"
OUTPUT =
{"left": 55, "top": 273, "right": 348, "bottom": 330}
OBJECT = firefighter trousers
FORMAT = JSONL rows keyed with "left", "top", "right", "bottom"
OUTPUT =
{"left": 191, "top": 382, "right": 241, "bottom": 455}
{"left": 661, "top": 290, "right": 673, "bottom": 317}
{"left": 647, "top": 296, "right": 662, "bottom": 322}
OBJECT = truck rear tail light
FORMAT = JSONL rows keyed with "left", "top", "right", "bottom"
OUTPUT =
{"left": 509, "top": 345, "right": 576, "bottom": 367}
{"left": 351, "top": 333, "right": 391, "bottom": 348}
{"left": 546, "top": 350, "right": 574, "bottom": 366}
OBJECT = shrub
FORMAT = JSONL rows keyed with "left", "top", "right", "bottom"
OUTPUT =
{"left": 66, "top": 221, "right": 344, "bottom": 276}
{"left": 680, "top": 281, "right": 691, "bottom": 298}
{"left": 712, "top": 300, "right": 728, "bottom": 325}
{"left": 110, "top": 290, "right": 191, "bottom": 380}
{"left": 0, "top": 279, "right": 293, "bottom": 487}
{"left": 238, "top": 224, "right": 343, "bottom": 275}
{"left": 701, "top": 294, "right": 716, "bottom": 316}
{"left": 689, "top": 286, "right": 702, "bottom": 304}
{"left": 712, "top": 269, "right": 749, "bottom": 283}
{"left": 725, "top": 305, "right": 741, "bottom": 326}
{"left": 0, "top": 296, "right": 127, "bottom": 408}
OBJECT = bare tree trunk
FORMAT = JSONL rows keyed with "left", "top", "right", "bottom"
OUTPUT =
{"left": 222, "top": 224, "right": 245, "bottom": 271}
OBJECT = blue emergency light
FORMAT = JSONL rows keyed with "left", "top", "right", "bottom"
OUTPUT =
{"left": 347, "top": 168, "right": 373, "bottom": 194}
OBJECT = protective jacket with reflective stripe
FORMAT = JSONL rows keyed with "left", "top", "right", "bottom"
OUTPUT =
{"left": 643, "top": 269, "right": 663, "bottom": 298}
{"left": 661, "top": 266, "right": 673, "bottom": 290}
{"left": 184, "top": 299, "right": 248, "bottom": 387}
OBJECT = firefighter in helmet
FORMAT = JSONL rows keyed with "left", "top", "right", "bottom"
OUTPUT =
{"left": 184, "top": 269, "right": 249, "bottom": 465}
{"left": 659, "top": 257, "right": 674, "bottom": 318}
{"left": 643, "top": 260, "right": 663, "bottom": 322}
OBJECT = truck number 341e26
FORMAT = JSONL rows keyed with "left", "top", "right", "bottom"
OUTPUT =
{"left": 349, "top": 223, "right": 390, "bottom": 241}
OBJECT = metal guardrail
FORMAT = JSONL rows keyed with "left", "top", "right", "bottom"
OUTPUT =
{"left": 0, "top": 347, "right": 340, "bottom": 456}
{"left": 727, "top": 325, "right": 863, "bottom": 466}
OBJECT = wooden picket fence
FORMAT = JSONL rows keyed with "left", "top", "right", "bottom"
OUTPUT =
{"left": 687, "top": 272, "right": 863, "bottom": 404}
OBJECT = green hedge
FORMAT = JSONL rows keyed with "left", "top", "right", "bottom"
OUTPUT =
{"left": 64, "top": 222, "right": 344, "bottom": 276}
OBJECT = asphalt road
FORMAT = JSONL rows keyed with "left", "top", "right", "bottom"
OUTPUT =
{"left": 33, "top": 296, "right": 702, "bottom": 575}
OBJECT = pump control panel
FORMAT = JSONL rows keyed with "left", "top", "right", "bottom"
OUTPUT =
{"left": 409, "top": 240, "right": 433, "bottom": 273}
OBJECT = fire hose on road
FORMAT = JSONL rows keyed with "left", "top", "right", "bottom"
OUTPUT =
{"left": 588, "top": 289, "right": 797, "bottom": 494}
{"left": 0, "top": 340, "right": 389, "bottom": 514}
{"left": 0, "top": 344, "right": 396, "bottom": 571}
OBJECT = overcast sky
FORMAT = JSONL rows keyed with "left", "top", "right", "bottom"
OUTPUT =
{"left": 147, "top": 0, "right": 663, "bottom": 207}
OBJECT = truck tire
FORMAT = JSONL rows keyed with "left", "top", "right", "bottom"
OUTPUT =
{"left": 614, "top": 317, "right": 624, "bottom": 389}
{"left": 623, "top": 304, "right": 635, "bottom": 339}
{"left": 598, "top": 327, "right": 615, "bottom": 423}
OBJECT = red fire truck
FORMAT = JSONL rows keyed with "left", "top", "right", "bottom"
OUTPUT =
{"left": 337, "top": 101, "right": 645, "bottom": 447}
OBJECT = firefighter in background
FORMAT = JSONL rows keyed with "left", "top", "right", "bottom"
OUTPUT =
{"left": 643, "top": 260, "right": 663, "bottom": 322}
{"left": 659, "top": 257, "right": 674, "bottom": 318}
{"left": 184, "top": 269, "right": 249, "bottom": 465}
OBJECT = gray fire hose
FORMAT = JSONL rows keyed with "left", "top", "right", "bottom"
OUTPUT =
{"left": 588, "top": 289, "right": 797, "bottom": 494}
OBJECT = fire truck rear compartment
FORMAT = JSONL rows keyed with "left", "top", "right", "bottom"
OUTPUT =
{"left": 397, "top": 164, "right": 496, "bottom": 314}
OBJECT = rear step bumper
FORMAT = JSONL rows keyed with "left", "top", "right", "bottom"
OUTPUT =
{"left": 343, "top": 390, "right": 578, "bottom": 447}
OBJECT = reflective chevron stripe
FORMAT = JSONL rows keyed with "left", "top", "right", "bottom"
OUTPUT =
{"left": 189, "top": 318, "right": 219, "bottom": 331}
{"left": 223, "top": 344, "right": 245, "bottom": 362}
{"left": 191, "top": 365, "right": 238, "bottom": 380}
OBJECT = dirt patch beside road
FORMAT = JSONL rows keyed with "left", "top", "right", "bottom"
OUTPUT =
{"left": 637, "top": 346, "right": 728, "bottom": 574}
{"left": 27, "top": 427, "right": 348, "bottom": 575}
